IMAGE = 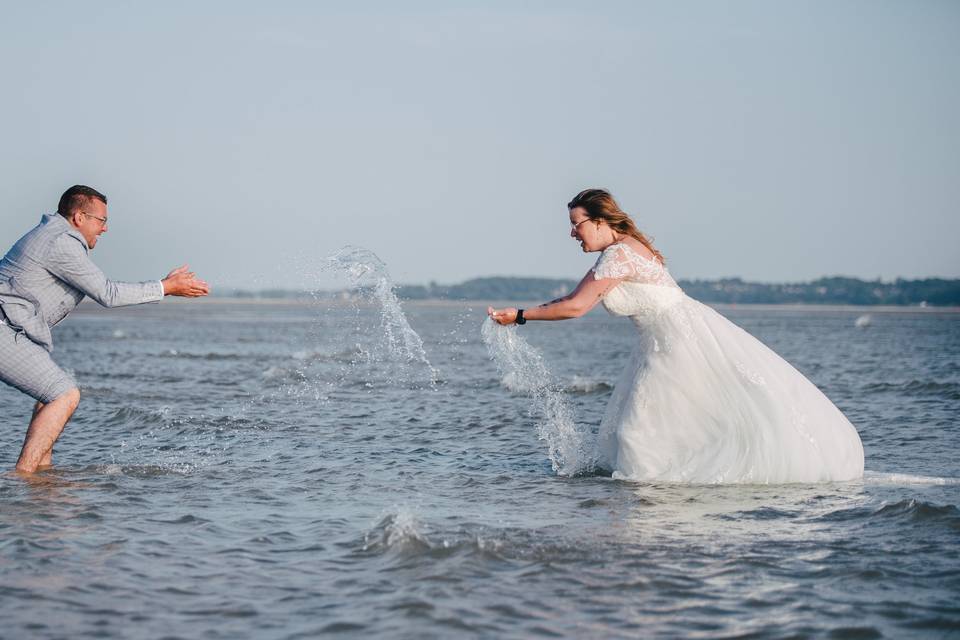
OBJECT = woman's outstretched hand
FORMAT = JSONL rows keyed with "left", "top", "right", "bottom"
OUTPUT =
{"left": 162, "top": 265, "right": 210, "bottom": 297}
{"left": 487, "top": 306, "right": 519, "bottom": 326}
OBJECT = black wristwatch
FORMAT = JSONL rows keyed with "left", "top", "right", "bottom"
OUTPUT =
{"left": 516, "top": 309, "right": 526, "bottom": 325}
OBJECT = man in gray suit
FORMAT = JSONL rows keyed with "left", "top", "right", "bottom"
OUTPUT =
{"left": 0, "top": 185, "right": 209, "bottom": 473}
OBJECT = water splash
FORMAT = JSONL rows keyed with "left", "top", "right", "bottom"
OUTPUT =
{"left": 481, "top": 318, "right": 595, "bottom": 476}
{"left": 247, "top": 245, "right": 435, "bottom": 416}
{"left": 323, "top": 246, "right": 436, "bottom": 381}
{"left": 362, "top": 508, "right": 431, "bottom": 552}
{"left": 109, "top": 406, "right": 232, "bottom": 473}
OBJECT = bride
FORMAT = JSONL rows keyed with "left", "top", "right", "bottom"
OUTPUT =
{"left": 488, "top": 188, "right": 864, "bottom": 483}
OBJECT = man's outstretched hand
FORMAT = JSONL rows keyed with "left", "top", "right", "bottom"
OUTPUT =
{"left": 162, "top": 265, "right": 210, "bottom": 297}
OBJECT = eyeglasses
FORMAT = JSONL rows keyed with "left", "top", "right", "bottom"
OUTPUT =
{"left": 81, "top": 211, "right": 108, "bottom": 227}
{"left": 570, "top": 218, "right": 592, "bottom": 230}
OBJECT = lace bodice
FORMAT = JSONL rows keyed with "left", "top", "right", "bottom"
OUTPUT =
{"left": 592, "top": 243, "right": 683, "bottom": 318}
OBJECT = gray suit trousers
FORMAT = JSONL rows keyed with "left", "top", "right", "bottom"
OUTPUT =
{"left": 0, "top": 315, "right": 75, "bottom": 402}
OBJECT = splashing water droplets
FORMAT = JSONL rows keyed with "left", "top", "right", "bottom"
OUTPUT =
{"left": 481, "top": 318, "right": 596, "bottom": 476}
{"left": 254, "top": 245, "right": 437, "bottom": 408}
{"left": 322, "top": 246, "right": 436, "bottom": 383}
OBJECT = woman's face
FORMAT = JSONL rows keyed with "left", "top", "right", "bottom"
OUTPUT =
{"left": 569, "top": 206, "right": 606, "bottom": 252}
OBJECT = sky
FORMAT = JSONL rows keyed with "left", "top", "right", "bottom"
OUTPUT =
{"left": 0, "top": 1, "right": 957, "bottom": 290}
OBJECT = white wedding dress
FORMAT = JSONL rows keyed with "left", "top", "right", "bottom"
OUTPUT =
{"left": 593, "top": 242, "right": 864, "bottom": 483}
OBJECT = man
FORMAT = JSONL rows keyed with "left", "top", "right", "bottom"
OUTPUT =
{"left": 0, "top": 185, "right": 209, "bottom": 473}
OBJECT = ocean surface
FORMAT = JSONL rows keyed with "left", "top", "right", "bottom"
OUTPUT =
{"left": 1, "top": 275, "right": 958, "bottom": 638}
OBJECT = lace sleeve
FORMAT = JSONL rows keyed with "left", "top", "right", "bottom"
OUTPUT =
{"left": 592, "top": 244, "right": 634, "bottom": 280}
{"left": 592, "top": 243, "right": 673, "bottom": 286}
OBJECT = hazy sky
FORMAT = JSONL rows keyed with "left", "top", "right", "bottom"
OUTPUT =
{"left": 1, "top": 1, "right": 957, "bottom": 289}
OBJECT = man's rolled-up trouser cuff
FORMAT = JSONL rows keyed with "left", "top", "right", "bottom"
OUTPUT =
{"left": 36, "top": 375, "right": 78, "bottom": 404}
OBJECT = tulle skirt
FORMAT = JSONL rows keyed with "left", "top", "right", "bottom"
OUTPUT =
{"left": 597, "top": 298, "right": 864, "bottom": 483}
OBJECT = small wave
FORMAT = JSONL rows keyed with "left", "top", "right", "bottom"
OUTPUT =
{"left": 565, "top": 376, "right": 613, "bottom": 394}
{"left": 361, "top": 509, "right": 431, "bottom": 553}
{"left": 503, "top": 369, "right": 611, "bottom": 395}
{"left": 79, "top": 463, "right": 206, "bottom": 478}
{"left": 147, "top": 514, "right": 213, "bottom": 525}
{"left": 861, "top": 380, "right": 960, "bottom": 400}
{"left": 355, "top": 509, "right": 592, "bottom": 564}
{"left": 499, "top": 370, "right": 537, "bottom": 393}
{"left": 291, "top": 345, "right": 366, "bottom": 363}
{"left": 105, "top": 405, "right": 172, "bottom": 428}
{"left": 714, "top": 507, "right": 801, "bottom": 521}
{"left": 819, "top": 498, "right": 960, "bottom": 528}
{"left": 872, "top": 499, "right": 960, "bottom": 523}
{"left": 158, "top": 350, "right": 248, "bottom": 361}
{"left": 863, "top": 471, "right": 960, "bottom": 486}
{"left": 261, "top": 365, "right": 308, "bottom": 382}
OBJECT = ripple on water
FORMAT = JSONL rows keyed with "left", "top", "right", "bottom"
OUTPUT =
{"left": 861, "top": 380, "right": 960, "bottom": 400}
{"left": 817, "top": 498, "right": 960, "bottom": 529}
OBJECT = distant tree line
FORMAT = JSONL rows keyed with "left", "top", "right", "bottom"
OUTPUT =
{"left": 394, "top": 276, "right": 960, "bottom": 306}
{"left": 679, "top": 277, "right": 960, "bottom": 306}
{"left": 215, "top": 276, "right": 960, "bottom": 306}
{"left": 395, "top": 277, "right": 579, "bottom": 302}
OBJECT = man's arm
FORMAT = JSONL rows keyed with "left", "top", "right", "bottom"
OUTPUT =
{"left": 45, "top": 234, "right": 164, "bottom": 307}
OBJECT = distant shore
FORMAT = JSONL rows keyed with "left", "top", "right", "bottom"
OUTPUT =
{"left": 139, "top": 297, "right": 960, "bottom": 313}
{"left": 198, "top": 275, "right": 960, "bottom": 308}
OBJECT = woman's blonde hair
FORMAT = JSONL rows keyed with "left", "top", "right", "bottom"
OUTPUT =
{"left": 567, "top": 189, "right": 664, "bottom": 263}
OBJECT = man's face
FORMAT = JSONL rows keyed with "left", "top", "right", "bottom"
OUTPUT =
{"left": 72, "top": 198, "right": 109, "bottom": 249}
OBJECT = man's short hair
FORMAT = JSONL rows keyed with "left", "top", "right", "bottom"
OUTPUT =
{"left": 57, "top": 185, "right": 107, "bottom": 217}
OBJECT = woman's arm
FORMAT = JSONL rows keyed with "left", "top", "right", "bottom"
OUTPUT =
{"left": 487, "top": 270, "right": 621, "bottom": 325}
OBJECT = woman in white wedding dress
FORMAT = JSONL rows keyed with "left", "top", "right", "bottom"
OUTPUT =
{"left": 488, "top": 189, "right": 864, "bottom": 483}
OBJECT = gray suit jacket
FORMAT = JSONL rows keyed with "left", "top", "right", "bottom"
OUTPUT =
{"left": 0, "top": 213, "right": 163, "bottom": 352}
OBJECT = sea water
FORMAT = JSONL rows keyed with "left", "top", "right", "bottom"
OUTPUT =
{"left": 0, "top": 263, "right": 958, "bottom": 638}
